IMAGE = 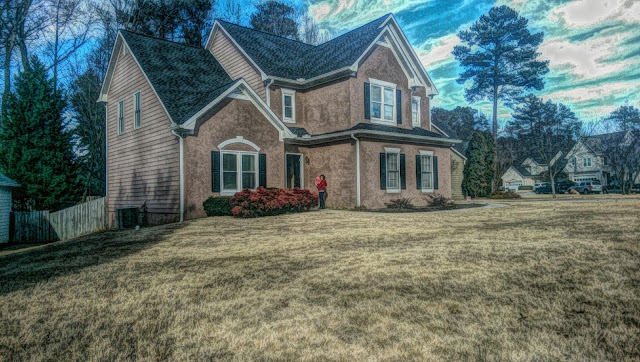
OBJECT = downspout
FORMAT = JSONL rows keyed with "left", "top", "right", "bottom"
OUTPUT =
{"left": 350, "top": 134, "right": 361, "bottom": 207}
{"left": 172, "top": 130, "right": 185, "bottom": 222}
{"left": 265, "top": 79, "right": 274, "bottom": 107}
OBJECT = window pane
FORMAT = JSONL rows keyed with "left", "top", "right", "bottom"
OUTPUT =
{"left": 388, "top": 171, "right": 399, "bottom": 188}
{"left": 384, "top": 105, "right": 393, "bottom": 120}
{"left": 242, "top": 154, "right": 255, "bottom": 171}
{"left": 371, "top": 102, "right": 381, "bottom": 119}
{"left": 422, "top": 156, "right": 431, "bottom": 171}
{"left": 371, "top": 85, "right": 381, "bottom": 102}
{"left": 242, "top": 172, "right": 256, "bottom": 189}
{"left": 423, "top": 171, "right": 432, "bottom": 189}
{"left": 386, "top": 153, "right": 398, "bottom": 171}
{"left": 284, "top": 106, "right": 292, "bottom": 118}
{"left": 223, "top": 154, "right": 237, "bottom": 171}
{"left": 412, "top": 101, "right": 418, "bottom": 113}
{"left": 284, "top": 95, "right": 292, "bottom": 107}
{"left": 223, "top": 172, "right": 237, "bottom": 190}
{"left": 384, "top": 87, "right": 394, "bottom": 105}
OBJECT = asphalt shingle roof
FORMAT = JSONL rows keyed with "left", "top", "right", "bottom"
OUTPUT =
{"left": 0, "top": 173, "right": 20, "bottom": 187}
{"left": 121, "top": 31, "right": 235, "bottom": 125}
{"left": 218, "top": 14, "right": 390, "bottom": 80}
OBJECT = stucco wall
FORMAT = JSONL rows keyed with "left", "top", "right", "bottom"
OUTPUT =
{"left": 0, "top": 186, "right": 11, "bottom": 243}
{"left": 183, "top": 98, "right": 285, "bottom": 219}
{"left": 359, "top": 140, "right": 451, "bottom": 208}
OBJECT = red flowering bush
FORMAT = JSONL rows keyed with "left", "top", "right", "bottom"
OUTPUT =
{"left": 230, "top": 187, "right": 319, "bottom": 218}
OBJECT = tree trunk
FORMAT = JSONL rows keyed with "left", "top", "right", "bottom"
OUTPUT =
{"left": 2, "top": 43, "right": 12, "bottom": 114}
{"left": 550, "top": 173, "right": 556, "bottom": 199}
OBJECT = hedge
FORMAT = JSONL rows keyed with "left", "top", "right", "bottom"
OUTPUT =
{"left": 230, "top": 187, "right": 318, "bottom": 218}
{"left": 203, "top": 196, "right": 232, "bottom": 216}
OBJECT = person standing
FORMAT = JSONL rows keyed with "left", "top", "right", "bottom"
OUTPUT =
{"left": 316, "top": 175, "right": 327, "bottom": 209}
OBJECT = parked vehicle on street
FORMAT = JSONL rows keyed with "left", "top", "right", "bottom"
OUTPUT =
{"left": 536, "top": 183, "right": 553, "bottom": 194}
{"left": 568, "top": 181, "right": 603, "bottom": 194}
{"left": 533, "top": 183, "right": 547, "bottom": 192}
{"left": 555, "top": 181, "right": 575, "bottom": 194}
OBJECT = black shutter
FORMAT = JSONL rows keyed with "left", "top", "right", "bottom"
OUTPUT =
{"left": 396, "top": 89, "right": 402, "bottom": 124}
{"left": 379, "top": 152, "right": 386, "bottom": 190}
{"left": 433, "top": 156, "right": 439, "bottom": 190}
{"left": 259, "top": 153, "right": 267, "bottom": 187}
{"left": 211, "top": 151, "right": 220, "bottom": 192}
{"left": 416, "top": 155, "right": 422, "bottom": 190}
{"left": 364, "top": 82, "right": 371, "bottom": 119}
{"left": 400, "top": 154, "right": 406, "bottom": 189}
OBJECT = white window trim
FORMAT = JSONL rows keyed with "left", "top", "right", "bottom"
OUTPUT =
{"left": 282, "top": 88, "right": 296, "bottom": 123}
{"left": 133, "top": 91, "right": 141, "bottom": 130}
{"left": 218, "top": 136, "right": 261, "bottom": 152}
{"left": 285, "top": 153, "right": 304, "bottom": 189}
{"left": 412, "top": 96, "right": 421, "bottom": 127}
{"left": 220, "top": 151, "right": 259, "bottom": 196}
{"left": 385, "top": 148, "right": 401, "bottom": 193}
{"left": 117, "top": 99, "right": 124, "bottom": 135}
{"left": 369, "top": 78, "right": 396, "bottom": 125}
{"left": 419, "top": 150, "right": 434, "bottom": 193}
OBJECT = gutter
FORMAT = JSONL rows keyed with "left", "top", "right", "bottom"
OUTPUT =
{"left": 171, "top": 130, "right": 185, "bottom": 222}
{"left": 350, "top": 134, "right": 361, "bottom": 207}
{"left": 287, "top": 129, "right": 462, "bottom": 147}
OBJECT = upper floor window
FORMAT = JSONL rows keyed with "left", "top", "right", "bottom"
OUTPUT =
{"left": 118, "top": 100, "right": 124, "bottom": 134}
{"left": 370, "top": 79, "right": 396, "bottom": 124}
{"left": 412, "top": 96, "right": 420, "bottom": 127}
{"left": 282, "top": 89, "right": 295, "bottom": 123}
{"left": 133, "top": 91, "right": 141, "bottom": 129}
{"left": 583, "top": 157, "right": 592, "bottom": 167}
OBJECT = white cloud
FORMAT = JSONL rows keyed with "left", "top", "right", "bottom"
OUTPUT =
{"left": 549, "top": 0, "right": 640, "bottom": 27}
{"left": 416, "top": 35, "right": 460, "bottom": 68}
{"left": 542, "top": 80, "right": 640, "bottom": 104}
{"left": 539, "top": 33, "right": 632, "bottom": 80}
{"left": 310, "top": 0, "right": 428, "bottom": 27}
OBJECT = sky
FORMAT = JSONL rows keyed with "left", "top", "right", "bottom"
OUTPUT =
{"left": 303, "top": 0, "right": 640, "bottom": 126}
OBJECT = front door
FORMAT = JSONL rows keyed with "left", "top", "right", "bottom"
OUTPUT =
{"left": 286, "top": 154, "right": 302, "bottom": 188}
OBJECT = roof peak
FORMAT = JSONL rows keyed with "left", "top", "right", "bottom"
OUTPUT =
{"left": 119, "top": 29, "right": 205, "bottom": 50}
{"left": 216, "top": 19, "right": 315, "bottom": 47}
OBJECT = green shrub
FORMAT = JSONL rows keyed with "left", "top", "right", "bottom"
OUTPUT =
{"left": 488, "top": 191, "right": 521, "bottom": 199}
{"left": 203, "top": 197, "right": 232, "bottom": 216}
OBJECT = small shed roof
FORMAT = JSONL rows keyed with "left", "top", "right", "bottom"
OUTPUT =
{"left": 0, "top": 173, "right": 20, "bottom": 187}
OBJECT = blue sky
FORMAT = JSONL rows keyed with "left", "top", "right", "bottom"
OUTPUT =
{"left": 303, "top": 0, "right": 640, "bottom": 125}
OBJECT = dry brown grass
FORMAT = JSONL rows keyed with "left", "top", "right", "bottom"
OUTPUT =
{"left": 1, "top": 197, "right": 639, "bottom": 360}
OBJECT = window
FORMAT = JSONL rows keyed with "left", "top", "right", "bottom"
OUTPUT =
{"left": 386, "top": 150, "right": 400, "bottom": 192}
{"left": 420, "top": 152, "right": 433, "bottom": 191}
{"left": 571, "top": 157, "right": 576, "bottom": 167}
{"left": 221, "top": 151, "right": 258, "bottom": 195}
{"left": 370, "top": 79, "right": 396, "bottom": 123}
{"left": 583, "top": 157, "right": 592, "bottom": 167}
{"left": 133, "top": 91, "right": 141, "bottom": 129}
{"left": 412, "top": 96, "right": 420, "bottom": 126}
{"left": 118, "top": 100, "right": 124, "bottom": 134}
{"left": 282, "top": 89, "right": 295, "bottom": 123}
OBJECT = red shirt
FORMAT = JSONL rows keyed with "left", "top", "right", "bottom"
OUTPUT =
{"left": 317, "top": 179, "right": 327, "bottom": 191}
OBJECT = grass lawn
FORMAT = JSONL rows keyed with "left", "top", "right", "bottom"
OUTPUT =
{"left": 1, "top": 197, "right": 639, "bottom": 360}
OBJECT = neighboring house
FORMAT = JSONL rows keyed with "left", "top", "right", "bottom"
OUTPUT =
{"left": 0, "top": 173, "right": 20, "bottom": 243}
{"left": 562, "top": 131, "right": 639, "bottom": 185}
{"left": 430, "top": 120, "right": 467, "bottom": 200}
{"left": 99, "top": 14, "right": 461, "bottom": 227}
{"left": 502, "top": 152, "right": 566, "bottom": 190}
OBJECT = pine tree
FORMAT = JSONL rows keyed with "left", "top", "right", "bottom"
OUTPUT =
{"left": 463, "top": 131, "right": 495, "bottom": 197}
{"left": 250, "top": 1, "right": 299, "bottom": 40}
{"left": 0, "top": 57, "right": 79, "bottom": 210}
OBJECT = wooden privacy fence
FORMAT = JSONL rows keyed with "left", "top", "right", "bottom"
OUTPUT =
{"left": 11, "top": 197, "right": 107, "bottom": 243}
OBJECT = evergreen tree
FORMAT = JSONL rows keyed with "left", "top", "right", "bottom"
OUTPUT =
{"left": 606, "top": 105, "right": 640, "bottom": 132}
{"left": 431, "top": 106, "right": 489, "bottom": 142}
{"left": 0, "top": 57, "right": 79, "bottom": 210}
{"left": 250, "top": 1, "right": 299, "bottom": 40}
{"left": 463, "top": 131, "right": 495, "bottom": 197}
{"left": 453, "top": 5, "right": 549, "bottom": 141}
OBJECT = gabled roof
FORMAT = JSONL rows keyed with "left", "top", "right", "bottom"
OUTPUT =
{"left": 512, "top": 165, "right": 532, "bottom": 177}
{"left": 209, "top": 14, "right": 437, "bottom": 92}
{"left": 584, "top": 131, "right": 628, "bottom": 154}
{"left": 0, "top": 173, "right": 20, "bottom": 187}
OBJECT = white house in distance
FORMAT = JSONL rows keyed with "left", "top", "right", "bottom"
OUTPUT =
{"left": 0, "top": 173, "right": 20, "bottom": 243}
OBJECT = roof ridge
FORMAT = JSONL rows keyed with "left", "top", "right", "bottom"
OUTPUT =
{"left": 314, "top": 13, "right": 392, "bottom": 48}
{"left": 120, "top": 29, "right": 205, "bottom": 50}
{"left": 216, "top": 20, "right": 315, "bottom": 47}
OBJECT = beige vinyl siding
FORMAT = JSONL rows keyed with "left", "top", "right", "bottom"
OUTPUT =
{"left": 209, "top": 30, "right": 266, "bottom": 101}
{"left": 106, "top": 45, "right": 180, "bottom": 221}
{"left": 450, "top": 151, "right": 464, "bottom": 200}
{"left": 0, "top": 186, "right": 11, "bottom": 243}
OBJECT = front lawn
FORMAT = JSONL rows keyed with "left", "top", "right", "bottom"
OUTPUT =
{"left": 1, "top": 198, "right": 639, "bottom": 360}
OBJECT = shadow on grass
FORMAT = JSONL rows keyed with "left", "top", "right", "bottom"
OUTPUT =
{"left": 0, "top": 222, "right": 187, "bottom": 296}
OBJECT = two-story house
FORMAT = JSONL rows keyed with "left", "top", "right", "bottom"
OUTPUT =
{"left": 99, "top": 14, "right": 461, "bottom": 227}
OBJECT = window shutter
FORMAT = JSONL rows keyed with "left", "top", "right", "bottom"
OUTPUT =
{"left": 379, "top": 152, "right": 386, "bottom": 190}
{"left": 364, "top": 83, "right": 371, "bottom": 119}
{"left": 416, "top": 155, "right": 422, "bottom": 190}
{"left": 433, "top": 156, "right": 439, "bottom": 190}
{"left": 259, "top": 154, "right": 267, "bottom": 187}
{"left": 211, "top": 151, "right": 220, "bottom": 192}
{"left": 396, "top": 89, "right": 402, "bottom": 124}
{"left": 400, "top": 153, "right": 406, "bottom": 189}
